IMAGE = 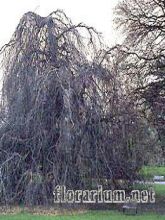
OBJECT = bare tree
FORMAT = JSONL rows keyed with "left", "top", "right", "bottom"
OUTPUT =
{"left": 115, "top": 0, "right": 165, "bottom": 158}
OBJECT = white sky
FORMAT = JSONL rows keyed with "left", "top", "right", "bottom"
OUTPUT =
{"left": 0, "top": 0, "right": 120, "bottom": 48}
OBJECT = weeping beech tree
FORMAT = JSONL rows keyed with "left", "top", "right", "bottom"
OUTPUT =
{"left": 0, "top": 11, "right": 149, "bottom": 205}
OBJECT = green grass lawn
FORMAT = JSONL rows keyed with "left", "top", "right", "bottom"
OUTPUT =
{"left": 136, "top": 165, "right": 165, "bottom": 197}
{"left": 139, "top": 166, "right": 165, "bottom": 179}
{"left": 133, "top": 183, "right": 165, "bottom": 197}
{"left": 154, "top": 184, "right": 165, "bottom": 196}
{"left": 0, "top": 211, "right": 164, "bottom": 220}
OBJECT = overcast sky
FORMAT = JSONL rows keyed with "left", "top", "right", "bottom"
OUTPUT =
{"left": 0, "top": 0, "right": 120, "bottom": 48}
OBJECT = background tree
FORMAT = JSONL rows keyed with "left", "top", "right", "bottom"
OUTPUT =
{"left": 114, "top": 0, "right": 165, "bottom": 159}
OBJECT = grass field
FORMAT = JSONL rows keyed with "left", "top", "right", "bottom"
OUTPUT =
{"left": 0, "top": 211, "right": 164, "bottom": 220}
{"left": 140, "top": 166, "right": 165, "bottom": 179}
{"left": 137, "top": 165, "right": 165, "bottom": 197}
{"left": 133, "top": 183, "right": 165, "bottom": 196}
{"left": 154, "top": 184, "right": 165, "bottom": 196}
